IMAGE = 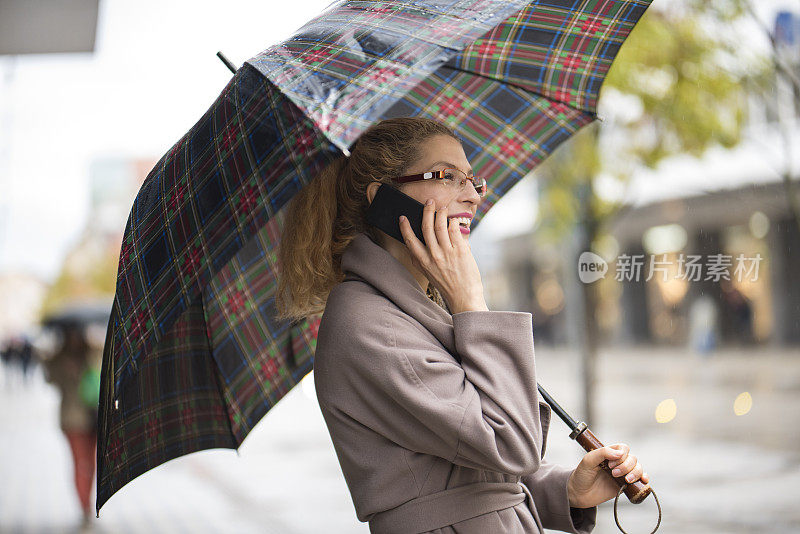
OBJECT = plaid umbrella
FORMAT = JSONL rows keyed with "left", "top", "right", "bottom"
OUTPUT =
{"left": 97, "top": 0, "right": 653, "bottom": 513}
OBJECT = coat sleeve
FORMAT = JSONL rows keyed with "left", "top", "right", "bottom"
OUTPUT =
{"left": 314, "top": 304, "right": 544, "bottom": 476}
{"left": 521, "top": 460, "right": 598, "bottom": 533}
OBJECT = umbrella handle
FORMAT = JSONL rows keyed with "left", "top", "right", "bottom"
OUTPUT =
{"left": 571, "top": 424, "right": 653, "bottom": 504}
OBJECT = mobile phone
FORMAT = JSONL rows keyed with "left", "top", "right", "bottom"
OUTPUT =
{"left": 365, "top": 184, "right": 426, "bottom": 245}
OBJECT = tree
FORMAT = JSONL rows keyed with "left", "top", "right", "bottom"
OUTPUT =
{"left": 740, "top": 1, "right": 800, "bottom": 235}
{"left": 40, "top": 233, "right": 119, "bottom": 318}
{"left": 531, "top": 0, "right": 767, "bottom": 427}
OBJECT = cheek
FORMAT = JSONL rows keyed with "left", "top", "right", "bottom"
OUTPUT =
{"left": 404, "top": 184, "right": 444, "bottom": 206}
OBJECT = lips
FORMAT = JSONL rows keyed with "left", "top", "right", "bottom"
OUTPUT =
{"left": 448, "top": 212, "right": 473, "bottom": 231}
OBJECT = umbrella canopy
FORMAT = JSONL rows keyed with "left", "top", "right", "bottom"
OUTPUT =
{"left": 42, "top": 299, "right": 113, "bottom": 330}
{"left": 97, "top": 0, "right": 653, "bottom": 513}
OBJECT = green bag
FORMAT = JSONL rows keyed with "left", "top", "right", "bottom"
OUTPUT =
{"left": 79, "top": 366, "right": 101, "bottom": 409}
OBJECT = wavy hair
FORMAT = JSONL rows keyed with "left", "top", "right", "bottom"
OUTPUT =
{"left": 275, "top": 117, "right": 459, "bottom": 322}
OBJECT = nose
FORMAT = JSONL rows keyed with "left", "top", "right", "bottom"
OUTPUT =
{"left": 461, "top": 178, "right": 482, "bottom": 204}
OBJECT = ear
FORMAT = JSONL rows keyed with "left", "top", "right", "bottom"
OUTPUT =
{"left": 366, "top": 181, "right": 381, "bottom": 206}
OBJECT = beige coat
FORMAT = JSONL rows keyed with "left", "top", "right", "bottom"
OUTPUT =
{"left": 314, "top": 233, "right": 597, "bottom": 533}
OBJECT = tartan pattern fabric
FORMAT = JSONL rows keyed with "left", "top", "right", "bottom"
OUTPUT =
{"left": 249, "top": 0, "right": 530, "bottom": 150}
{"left": 450, "top": 0, "right": 651, "bottom": 112}
{"left": 248, "top": 0, "right": 648, "bottom": 149}
{"left": 98, "top": 64, "right": 339, "bottom": 511}
{"left": 97, "top": 301, "right": 237, "bottom": 508}
{"left": 98, "top": 0, "right": 652, "bottom": 514}
{"left": 380, "top": 65, "right": 593, "bottom": 224}
{"left": 202, "top": 211, "right": 320, "bottom": 443}
{"left": 110, "top": 64, "right": 338, "bottom": 394}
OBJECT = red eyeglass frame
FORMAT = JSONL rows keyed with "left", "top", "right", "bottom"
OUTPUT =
{"left": 391, "top": 169, "right": 488, "bottom": 197}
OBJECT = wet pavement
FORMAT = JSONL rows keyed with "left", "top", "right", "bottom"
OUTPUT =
{"left": 537, "top": 344, "right": 800, "bottom": 534}
{"left": 1, "top": 344, "right": 799, "bottom": 533}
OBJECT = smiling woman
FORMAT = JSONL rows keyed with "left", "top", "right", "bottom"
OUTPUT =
{"left": 272, "top": 117, "right": 646, "bottom": 533}
{"left": 275, "top": 117, "right": 468, "bottom": 320}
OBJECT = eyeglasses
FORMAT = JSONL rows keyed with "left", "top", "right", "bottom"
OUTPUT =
{"left": 392, "top": 168, "right": 488, "bottom": 198}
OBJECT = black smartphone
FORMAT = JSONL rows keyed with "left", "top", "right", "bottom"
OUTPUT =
{"left": 365, "top": 184, "right": 426, "bottom": 245}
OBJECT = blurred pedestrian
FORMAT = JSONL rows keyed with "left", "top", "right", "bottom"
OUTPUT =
{"left": 0, "top": 336, "right": 33, "bottom": 388}
{"left": 18, "top": 336, "right": 35, "bottom": 385}
{"left": 41, "top": 325, "right": 101, "bottom": 529}
{"left": 688, "top": 294, "right": 718, "bottom": 356}
{"left": 721, "top": 280, "right": 753, "bottom": 345}
{"left": 0, "top": 339, "right": 13, "bottom": 387}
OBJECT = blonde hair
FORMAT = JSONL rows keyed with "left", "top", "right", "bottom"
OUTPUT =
{"left": 275, "top": 117, "right": 459, "bottom": 322}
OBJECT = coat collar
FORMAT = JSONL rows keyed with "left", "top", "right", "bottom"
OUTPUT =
{"left": 339, "top": 233, "right": 553, "bottom": 454}
{"left": 340, "top": 233, "right": 456, "bottom": 352}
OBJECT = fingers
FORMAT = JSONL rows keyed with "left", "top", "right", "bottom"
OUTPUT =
{"left": 614, "top": 458, "right": 644, "bottom": 483}
{"left": 606, "top": 443, "right": 630, "bottom": 468}
{"left": 399, "top": 199, "right": 455, "bottom": 270}
{"left": 433, "top": 204, "right": 453, "bottom": 250}
{"left": 581, "top": 445, "right": 623, "bottom": 469}
{"left": 448, "top": 214, "right": 464, "bottom": 248}
{"left": 399, "top": 215, "right": 428, "bottom": 269}
{"left": 605, "top": 443, "right": 645, "bottom": 484}
{"left": 420, "top": 199, "right": 443, "bottom": 259}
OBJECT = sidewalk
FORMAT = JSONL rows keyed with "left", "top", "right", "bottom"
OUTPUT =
{"left": 536, "top": 344, "right": 800, "bottom": 534}
{"left": 2, "top": 345, "right": 799, "bottom": 533}
{"left": 0, "top": 368, "right": 364, "bottom": 534}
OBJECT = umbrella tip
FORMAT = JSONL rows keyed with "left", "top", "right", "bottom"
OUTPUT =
{"left": 216, "top": 51, "right": 238, "bottom": 75}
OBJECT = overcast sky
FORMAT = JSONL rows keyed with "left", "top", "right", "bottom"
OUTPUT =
{"left": 0, "top": 0, "right": 793, "bottom": 281}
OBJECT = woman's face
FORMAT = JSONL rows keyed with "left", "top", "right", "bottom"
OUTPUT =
{"left": 396, "top": 134, "right": 482, "bottom": 238}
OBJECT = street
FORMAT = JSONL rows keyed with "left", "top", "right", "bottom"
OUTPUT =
{"left": 2, "top": 344, "right": 799, "bottom": 533}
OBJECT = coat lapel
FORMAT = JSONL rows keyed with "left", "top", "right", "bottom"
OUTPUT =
{"left": 339, "top": 232, "right": 552, "bottom": 458}
{"left": 340, "top": 233, "right": 456, "bottom": 354}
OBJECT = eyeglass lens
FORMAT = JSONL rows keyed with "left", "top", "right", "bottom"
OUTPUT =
{"left": 441, "top": 169, "right": 487, "bottom": 197}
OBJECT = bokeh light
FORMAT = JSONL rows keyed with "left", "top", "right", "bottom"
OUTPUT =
{"left": 734, "top": 392, "right": 753, "bottom": 416}
{"left": 655, "top": 398, "right": 677, "bottom": 423}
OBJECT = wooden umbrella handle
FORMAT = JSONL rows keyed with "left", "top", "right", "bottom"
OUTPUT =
{"left": 574, "top": 427, "right": 652, "bottom": 504}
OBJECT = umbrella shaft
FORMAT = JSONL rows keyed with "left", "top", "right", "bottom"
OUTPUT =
{"left": 537, "top": 383, "right": 581, "bottom": 433}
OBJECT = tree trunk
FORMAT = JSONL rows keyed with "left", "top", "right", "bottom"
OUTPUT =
{"left": 577, "top": 179, "right": 600, "bottom": 429}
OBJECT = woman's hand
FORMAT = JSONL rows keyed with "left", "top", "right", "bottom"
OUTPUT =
{"left": 566, "top": 443, "right": 650, "bottom": 509}
{"left": 398, "top": 198, "right": 487, "bottom": 314}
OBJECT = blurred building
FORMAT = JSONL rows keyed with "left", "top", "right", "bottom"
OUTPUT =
{"left": 0, "top": 272, "right": 47, "bottom": 339}
{"left": 41, "top": 157, "right": 153, "bottom": 314}
{"left": 480, "top": 9, "right": 800, "bottom": 350}
{"left": 88, "top": 157, "right": 154, "bottom": 241}
{"left": 484, "top": 179, "right": 799, "bottom": 349}
{"left": 610, "top": 182, "right": 799, "bottom": 346}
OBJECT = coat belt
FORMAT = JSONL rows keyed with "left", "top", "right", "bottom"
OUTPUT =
{"left": 368, "top": 481, "right": 532, "bottom": 534}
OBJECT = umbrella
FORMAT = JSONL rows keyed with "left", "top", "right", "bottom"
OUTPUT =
{"left": 97, "top": 0, "right": 653, "bottom": 513}
{"left": 42, "top": 299, "right": 113, "bottom": 330}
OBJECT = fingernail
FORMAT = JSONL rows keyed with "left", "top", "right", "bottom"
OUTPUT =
{"left": 399, "top": 216, "right": 406, "bottom": 223}
{"left": 626, "top": 474, "right": 634, "bottom": 482}
{"left": 426, "top": 199, "right": 434, "bottom": 206}
{"left": 612, "top": 468, "right": 621, "bottom": 476}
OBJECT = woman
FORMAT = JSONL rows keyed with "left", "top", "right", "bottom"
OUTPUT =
{"left": 41, "top": 325, "right": 101, "bottom": 529}
{"left": 276, "top": 117, "right": 648, "bottom": 533}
